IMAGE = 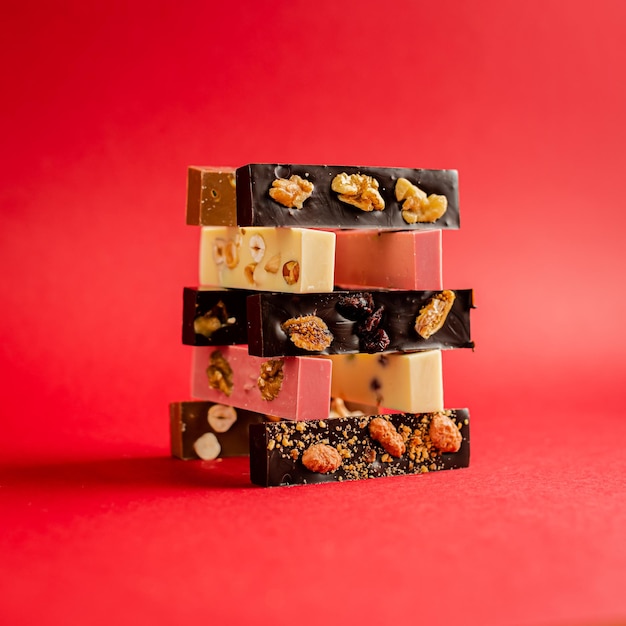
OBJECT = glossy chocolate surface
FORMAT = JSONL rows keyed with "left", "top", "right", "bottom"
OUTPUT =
{"left": 249, "top": 409, "right": 470, "bottom": 487}
{"left": 182, "top": 287, "right": 251, "bottom": 346}
{"left": 246, "top": 289, "right": 474, "bottom": 356}
{"left": 236, "top": 164, "right": 459, "bottom": 229}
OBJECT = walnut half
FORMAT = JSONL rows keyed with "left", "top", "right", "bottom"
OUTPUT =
{"left": 395, "top": 177, "right": 447, "bottom": 224}
{"left": 331, "top": 173, "right": 385, "bottom": 212}
{"left": 269, "top": 175, "right": 314, "bottom": 209}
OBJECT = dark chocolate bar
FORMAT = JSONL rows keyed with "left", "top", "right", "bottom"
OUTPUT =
{"left": 169, "top": 401, "right": 267, "bottom": 460}
{"left": 249, "top": 409, "right": 470, "bottom": 487}
{"left": 236, "top": 164, "right": 459, "bottom": 229}
{"left": 246, "top": 289, "right": 474, "bottom": 357}
{"left": 182, "top": 287, "right": 252, "bottom": 346}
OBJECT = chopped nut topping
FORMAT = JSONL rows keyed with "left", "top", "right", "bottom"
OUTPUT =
{"left": 281, "top": 315, "right": 333, "bottom": 352}
{"left": 193, "top": 432, "right": 221, "bottom": 460}
{"left": 369, "top": 417, "right": 406, "bottom": 457}
{"left": 193, "top": 300, "right": 235, "bottom": 338}
{"left": 429, "top": 413, "right": 462, "bottom": 453}
{"left": 269, "top": 175, "right": 314, "bottom": 209}
{"left": 414, "top": 290, "right": 456, "bottom": 339}
{"left": 331, "top": 172, "right": 385, "bottom": 212}
{"left": 264, "top": 253, "right": 281, "bottom": 273}
{"left": 395, "top": 177, "right": 447, "bottom": 223}
{"left": 207, "top": 404, "right": 237, "bottom": 433}
{"left": 257, "top": 359, "right": 284, "bottom": 401}
{"left": 206, "top": 350, "right": 234, "bottom": 396}
{"left": 282, "top": 260, "right": 300, "bottom": 285}
{"left": 301, "top": 443, "right": 342, "bottom": 473}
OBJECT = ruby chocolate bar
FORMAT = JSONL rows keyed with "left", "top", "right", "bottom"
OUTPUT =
{"left": 236, "top": 164, "right": 459, "bottom": 230}
{"left": 249, "top": 409, "right": 470, "bottom": 487}
{"left": 170, "top": 401, "right": 266, "bottom": 460}
{"left": 246, "top": 289, "right": 474, "bottom": 357}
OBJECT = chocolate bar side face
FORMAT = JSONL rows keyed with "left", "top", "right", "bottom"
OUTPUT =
{"left": 169, "top": 401, "right": 265, "bottom": 460}
{"left": 186, "top": 167, "right": 237, "bottom": 226}
{"left": 182, "top": 287, "right": 251, "bottom": 346}
{"left": 249, "top": 410, "right": 470, "bottom": 487}
{"left": 236, "top": 164, "right": 459, "bottom": 229}
{"left": 246, "top": 289, "right": 474, "bottom": 357}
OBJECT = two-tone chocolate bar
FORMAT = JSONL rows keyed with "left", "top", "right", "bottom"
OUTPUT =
{"left": 246, "top": 289, "right": 474, "bottom": 356}
{"left": 249, "top": 409, "right": 470, "bottom": 487}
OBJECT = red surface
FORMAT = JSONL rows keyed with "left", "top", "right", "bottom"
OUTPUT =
{"left": 2, "top": 1, "right": 626, "bottom": 624}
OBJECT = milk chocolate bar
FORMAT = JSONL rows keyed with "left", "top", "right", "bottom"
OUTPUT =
{"left": 199, "top": 226, "right": 336, "bottom": 293}
{"left": 182, "top": 287, "right": 251, "bottom": 346}
{"left": 326, "top": 350, "right": 444, "bottom": 413}
{"left": 190, "top": 345, "right": 332, "bottom": 421}
{"left": 169, "top": 401, "right": 265, "bottom": 460}
{"left": 334, "top": 229, "right": 442, "bottom": 290}
{"left": 236, "top": 164, "right": 459, "bottom": 230}
{"left": 246, "top": 289, "right": 474, "bottom": 357}
{"left": 249, "top": 409, "right": 470, "bottom": 487}
{"left": 186, "top": 167, "right": 237, "bottom": 226}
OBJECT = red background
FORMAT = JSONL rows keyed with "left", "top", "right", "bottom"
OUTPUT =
{"left": 2, "top": 0, "right": 626, "bottom": 624}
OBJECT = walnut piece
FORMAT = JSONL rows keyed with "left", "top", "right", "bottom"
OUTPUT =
{"left": 395, "top": 177, "right": 447, "bottom": 223}
{"left": 301, "top": 443, "right": 342, "bottom": 473}
{"left": 193, "top": 300, "right": 235, "bottom": 338}
{"left": 282, "top": 260, "right": 300, "bottom": 285}
{"left": 331, "top": 173, "right": 385, "bottom": 212}
{"left": 281, "top": 315, "right": 333, "bottom": 352}
{"left": 269, "top": 175, "right": 314, "bottom": 209}
{"left": 257, "top": 359, "right": 284, "bottom": 401}
{"left": 414, "top": 290, "right": 456, "bottom": 339}
{"left": 207, "top": 404, "right": 237, "bottom": 433}
{"left": 429, "top": 413, "right": 462, "bottom": 453}
{"left": 206, "top": 350, "right": 234, "bottom": 396}
{"left": 369, "top": 417, "right": 406, "bottom": 457}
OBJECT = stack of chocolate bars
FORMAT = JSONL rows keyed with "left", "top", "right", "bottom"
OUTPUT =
{"left": 170, "top": 164, "right": 474, "bottom": 487}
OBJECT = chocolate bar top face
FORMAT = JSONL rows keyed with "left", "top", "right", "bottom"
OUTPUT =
{"left": 246, "top": 289, "right": 474, "bottom": 357}
{"left": 182, "top": 287, "right": 251, "bottom": 346}
{"left": 249, "top": 409, "right": 470, "bottom": 487}
{"left": 236, "top": 164, "right": 459, "bottom": 229}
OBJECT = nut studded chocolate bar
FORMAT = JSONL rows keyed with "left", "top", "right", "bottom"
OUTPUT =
{"left": 246, "top": 289, "right": 474, "bottom": 357}
{"left": 186, "top": 167, "right": 237, "bottom": 226}
{"left": 170, "top": 401, "right": 266, "bottom": 460}
{"left": 235, "top": 164, "right": 459, "bottom": 230}
{"left": 249, "top": 409, "right": 470, "bottom": 487}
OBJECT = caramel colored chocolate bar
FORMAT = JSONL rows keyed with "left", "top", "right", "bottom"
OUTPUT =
{"left": 236, "top": 164, "right": 459, "bottom": 229}
{"left": 182, "top": 287, "right": 252, "bottom": 346}
{"left": 170, "top": 401, "right": 265, "bottom": 460}
{"left": 249, "top": 409, "right": 470, "bottom": 487}
{"left": 186, "top": 167, "right": 237, "bottom": 226}
{"left": 334, "top": 229, "right": 442, "bottom": 290}
{"left": 246, "top": 289, "right": 474, "bottom": 357}
{"left": 325, "top": 350, "right": 444, "bottom": 413}
{"left": 199, "top": 226, "right": 336, "bottom": 293}
{"left": 190, "top": 345, "right": 332, "bottom": 421}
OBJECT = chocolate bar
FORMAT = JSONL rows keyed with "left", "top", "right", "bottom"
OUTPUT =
{"left": 186, "top": 167, "right": 237, "bottom": 226}
{"left": 199, "top": 226, "right": 336, "bottom": 293}
{"left": 334, "top": 229, "right": 442, "bottom": 290}
{"left": 190, "top": 345, "right": 332, "bottom": 421}
{"left": 169, "top": 401, "right": 266, "bottom": 460}
{"left": 325, "top": 350, "right": 444, "bottom": 413}
{"left": 182, "top": 287, "right": 251, "bottom": 346}
{"left": 249, "top": 409, "right": 470, "bottom": 487}
{"left": 236, "top": 164, "right": 459, "bottom": 230}
{"left": 246, "top": 289, "right": 474, "bottom": 357}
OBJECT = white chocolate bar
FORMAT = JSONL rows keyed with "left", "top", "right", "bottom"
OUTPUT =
{"left": 199, "top": 227, "right": 336, "bottom": 293}
{"left": 334, "top": 229, "right": 443, "bottom": 290}
{"left": 323, "top": 350, "right": 444, "bottom": 413}
{"left": 190, "top": 345, "right": 332, "bottom": 421}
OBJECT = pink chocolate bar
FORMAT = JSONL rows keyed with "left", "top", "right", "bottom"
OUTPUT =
{"left": 191, "top": 345, "right": 331, "bottom": 421}
{"left": 334, "top": 229, "right": 442, "bottom": 290}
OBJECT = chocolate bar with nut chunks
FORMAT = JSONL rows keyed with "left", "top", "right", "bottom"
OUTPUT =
{"left": 246, "top": 289, "right": 474, "bottom": 356}
{"left": 170, "top": 401, "right": 267, "bottom": 460}
{"left": 182, "top": 287, "right": 252, "bottom": 346}
{"left": 236, "top": 164, "right": 459, "bottom": 229}
{"left": 249, "top": 409, "right": 470, "bottom": 487}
